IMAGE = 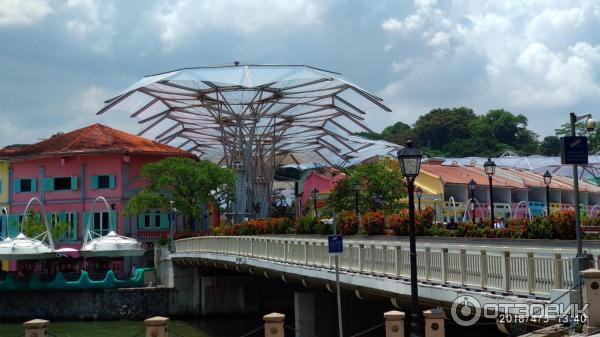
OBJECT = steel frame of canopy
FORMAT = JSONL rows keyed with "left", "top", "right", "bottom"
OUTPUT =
{"left": 97, "top": 64, "right": 394, "bottom": 223}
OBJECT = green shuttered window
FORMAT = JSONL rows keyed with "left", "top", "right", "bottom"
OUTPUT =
{"left": 14, "top": 178, "right": 36, "bottom": 193}
{"left": 138, "top": 210, "right": 169, "bottom": 229}
{"left": 44, "top": 176, "right": 78, "bottom": 192}
{"left": 91, "top": 175, "right": 116, "bottom": 190}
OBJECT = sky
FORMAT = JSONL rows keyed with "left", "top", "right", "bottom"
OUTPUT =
{"left": 1, "top": 0, "right": 600, "bottom": 147}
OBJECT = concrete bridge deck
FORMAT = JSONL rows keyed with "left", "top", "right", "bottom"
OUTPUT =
{"left": 168, "top": 235, "right": 600, "bottom": 310}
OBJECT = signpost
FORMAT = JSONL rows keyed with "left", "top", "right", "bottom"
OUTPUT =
{"left": 328, "top": 215, "right": 344, "bottom": 337}
{"left": 561, "top": 136, "right": 589, "bottom": 165}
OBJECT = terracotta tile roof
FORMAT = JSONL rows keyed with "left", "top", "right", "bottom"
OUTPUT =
{"left": 0, "top": 123, "right": 195, "bottom": 159}
{"left": 420, "top": 163, "right": 523, "bottom": 188}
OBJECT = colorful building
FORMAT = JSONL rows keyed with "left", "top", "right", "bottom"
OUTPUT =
{"left": 415, "top": 161, "right": 600, "bottom": 223}
{"left": 0, "top": 124, "right": 194, "bottom": 273}
{"left": 298, "top": 168, "right": 346, "bottom": 214}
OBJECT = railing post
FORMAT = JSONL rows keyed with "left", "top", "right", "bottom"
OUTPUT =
{"left": 359, "top": 244, "right": 365, "bottom": 272}
{"left": 237, "top": 237, "right": 241, "bottom": 255}
{"left": 480, "top": 250, "right": 487, "bottom": 289}
{"left": 384, "top": 310, "right": 405, "bottom": 337}
{"left": 284, "top": 240, "right": 288, "bottom": 263}
{"left": 304, "top": 241, "right": 308, "bottom": 265}
{"left": 370, "top": 244, "right": 376, "bottom": 273}
{"left": 425, "top": 247, "right": 431, "bottom": 281}
{"left": 581, "top": 269, "right": 600, "bottom": 335}
{"left": 527, "top": 252, "right": 535, "bottom": 294}
{"left": 320, "top": 242, "right": 326, "bottom": 266}
{"left": 382, "top": 245, "right": 388, "bottom": 275}
{"left": 503, "top": 251, "right": 511, "bottom": 292}
{"left": 423, "top": 308, "right": 445, "bottom": 337}
{"left": 266, "top": 239, "right": 270, "bottom": 260}
{"left": 263, "top": 312, "right": 285, "bottom": 337}
{"left": 460, "top": 249, "right": 467, "bottom": 286}
{"left": 395, "top": 246, "right": 402, "bottom": 277}
{"left": 144, "top": 316, "right": 169, "bottom": 337}
{"left": 554, "top": 254, "right": 563, "bottom": 289}
{"left": 441, "top": 248, "right": 448, "bottom": 283}
{"left": 250, "top": 239, "right": 254, "bottom": 257}
{"left": 23, "top": 319, "right": 48, "bottom": 337}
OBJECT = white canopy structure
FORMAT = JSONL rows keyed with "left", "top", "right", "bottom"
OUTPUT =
{"left": 0, "top": 234, "right": 54, "bottom": 260}
{"left": 80, "top": 231, "right": 144, "bottom": 258}
{"left": 80, "top": 196, "right": 144, "bottom": 257}
{"left": 96, "top": 64, "right": 399, "bottom": 220}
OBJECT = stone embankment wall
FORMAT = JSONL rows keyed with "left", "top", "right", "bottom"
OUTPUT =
{"left": 0, "top": 287, "right": 170, "bottom": 321}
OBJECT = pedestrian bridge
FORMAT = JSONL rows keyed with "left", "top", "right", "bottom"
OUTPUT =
{"left": 170, "top": 236, "right": 599, "bottom": 309}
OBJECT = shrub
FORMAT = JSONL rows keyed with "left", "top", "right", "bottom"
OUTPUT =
{"left": 319, "top": 221, "right": 333, "bottom": 235}
{"left": 388, "top": 211, "right": 409, "bottom": 236}
{"left": 362, "top": 211, "right": 385, "bottom": 235}
{"left": 296, "top": 216, "right": 319, "bottom": 234}
{"left": 337, "top": 211, "right": 358, "bottom": 235}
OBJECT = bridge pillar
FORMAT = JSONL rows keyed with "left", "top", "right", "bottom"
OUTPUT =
{"left": 294, "top": 292, "right": 316, "bottom": 337}
{"left": 581, "top": 268, "right": 600, "bottom": 335}
{"left": 384, "top": 310, "right": 405, "bottom": 337}
{"left": 263, "top": 312, "right": 285, "bottom": 337}
{"left": 144, "top": 316, "right": 169, "bottom": 337}
{"left": 423, "top": 308, "right": 445, "bottom": 337}
{"left": 200, "top": 275, "right": 258, "bottom": 315}
{"left": 23, "top": 319, "right": 49, "bottom": 337}
{"left": 169, "top": 265, "right": 200, "bottom": 316}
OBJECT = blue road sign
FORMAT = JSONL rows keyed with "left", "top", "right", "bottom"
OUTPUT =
{"left": 561, "top": 136, "right": 588, "bottom": 165}
{"left": 328, "top": 235, "right": 343, "bottom": 254}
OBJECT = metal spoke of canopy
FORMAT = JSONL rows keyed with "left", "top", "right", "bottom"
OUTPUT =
{"left": 97, "top": 64, "right": 399, "bottom": 221}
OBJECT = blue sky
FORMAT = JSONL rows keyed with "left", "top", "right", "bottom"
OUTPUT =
{"left": 1, "top": 0, "right": 600, "bottom": 146}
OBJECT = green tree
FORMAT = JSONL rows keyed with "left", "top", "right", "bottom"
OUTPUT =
{"left": 328, "top": 158, "right": 406, "bottom": 213}
{"left": 413, "top": 107, "right": 476, "bottom": 151}
{"left": 21, "top": 209, "right": 70, "bottom": 240}
{"left": 124, "top": 157, "right": 236, "bottom": 226}
{"left": 539, "top": 136, "right": 561, "bottom": 156}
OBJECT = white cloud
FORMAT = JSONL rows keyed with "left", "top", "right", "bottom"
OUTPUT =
{"left": 64, "top": 0, "right": 116, "bottom": 53}
{"left": 0, "top": 0, "right": 53, "bottom": 26}
{"left": 154, "top": 0, "right": 325, "bottom": 50}
{"left": 392, "top": 58, "right": 416, "bottom": 73}
{"left": 380, "top": 0, "right": 600, "bottom": 134}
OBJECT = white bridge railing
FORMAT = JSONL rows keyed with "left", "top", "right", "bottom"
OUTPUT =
{"left": 174, "top": 236, "right": 600, "bottom": 298}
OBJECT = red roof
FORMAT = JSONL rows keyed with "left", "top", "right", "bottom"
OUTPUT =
{"left": 0, "top": 123, "right": 195, "bottom": 159}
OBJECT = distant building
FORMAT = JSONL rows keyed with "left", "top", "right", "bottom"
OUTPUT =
{"left": 298, "top": 168, "right": 346, "bottom": 214}
{"left": 0, "top": 123, "right": 195, "bottom": 273}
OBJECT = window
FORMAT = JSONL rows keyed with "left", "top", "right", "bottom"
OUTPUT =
{"left": 93, "top": 211, "right": 110, "bottom": 236}
{"left": 91, "top": 175, "right": 116, "bottom": 189}
{"left": 44, "top": 176, "right": 77, "bottom": 191}
{"left": 48, "top": 212, "right": 78, "bottom": 241}
{"left": 14, "top": 178, "right": 37, "bottom": 193}
{"left": 138, "top": 210, "right": 169, "bottom": 229}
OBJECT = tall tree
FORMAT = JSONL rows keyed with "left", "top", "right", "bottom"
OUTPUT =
{"left": 540, "top": 136, "right": 561, "bottom": 156}
{"left": 413, "top": 107, "right": 476, "bottom": 150}
{"left": 328, "top": 158, "right": 406, "bottom": 213}
{"left": 124, "top": 157, "right": 236, "bottom": 226}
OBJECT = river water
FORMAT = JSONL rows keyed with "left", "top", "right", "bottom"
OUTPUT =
{"left": 0, "top": 317, "right": 264, "bottom": 337}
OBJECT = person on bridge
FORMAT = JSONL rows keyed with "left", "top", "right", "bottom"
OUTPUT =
{"left": 493, "top": 217, "right": 506, "bottom": 229}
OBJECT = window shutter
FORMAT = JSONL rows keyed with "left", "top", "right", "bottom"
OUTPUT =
{"left": 109, "top": 175, "right": 116, "bottom": 189}
{"left": 44, "top": 178, "right": 54, "bottom": 192}
{"left": 110, "top": 212, "right": 117, "bottom": 232}
{"left": 82, "top": 212, "right": 90, "bottom": 238}
{"left": 8, "top": 215, "right": 20, "bottom": 237}
{"left": 31, "top": 178, "right": 37, "bottom": 192}
{"left": 91, "top": 176, "right": 99, "bottom": 190}
{"left": 70, "top": 176, "right": 78, "bottom": 190}
{"left": 71, "top": 212, "right": 78, "bottom": 241}
{"left": 14, "top": 179, "right": 21, "bottom": 193}
{"left": 160, "top": 213, "right": 169, "bottom": 229}
{"left": 138, "top": 214, "right": 144, "bottom": 229}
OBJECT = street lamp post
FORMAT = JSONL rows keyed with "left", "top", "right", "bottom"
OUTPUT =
{"left": 484, "top": 158, "right": 497, "bottom": 223}
{"left": 468, "top": 179, "right": 477, "bottom": 222}
{"left": 415, "top": 187, "right": 422, "bottom": 212}
{"left": 169, "top": 200, "right": 175, "bottom": 252}
{"left": 353, "top": 182, "right": 360, "bottom": 216}
{"left": 543, "top": 170, "right": 552, "bottom": 217}
{"left": 311, "top": 187, "right": 319, "bottom": 218}
{"left": 397, "top": 140, "right": 423, "bottom": 337}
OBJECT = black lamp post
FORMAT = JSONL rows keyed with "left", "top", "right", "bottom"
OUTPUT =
{"left": 397, "top": 140, "right": 423, "bottom": 337}
{"left": 353, "top": 182, "right": 360, "bottom": 216}
{"left": 543, "top": 170, "right": 552, "bottom": 217}
{"left": 415, "top": 187, "right": 423, "bottom": 211}
{"left": 468, "top": 179, "right": 477, "bottom": 222}
{"left": 311, "top": 187, "right": 319, "bottom": 217}
{"left": 484, "top": 158, "right": 496, "bottom": 223}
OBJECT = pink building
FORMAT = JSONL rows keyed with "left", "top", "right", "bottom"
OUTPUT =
{"left": 299, "top": 168, "right": 346, "bottom": 212}
{"left": 1, "top": 124, "right": 194, "bottom": 273}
